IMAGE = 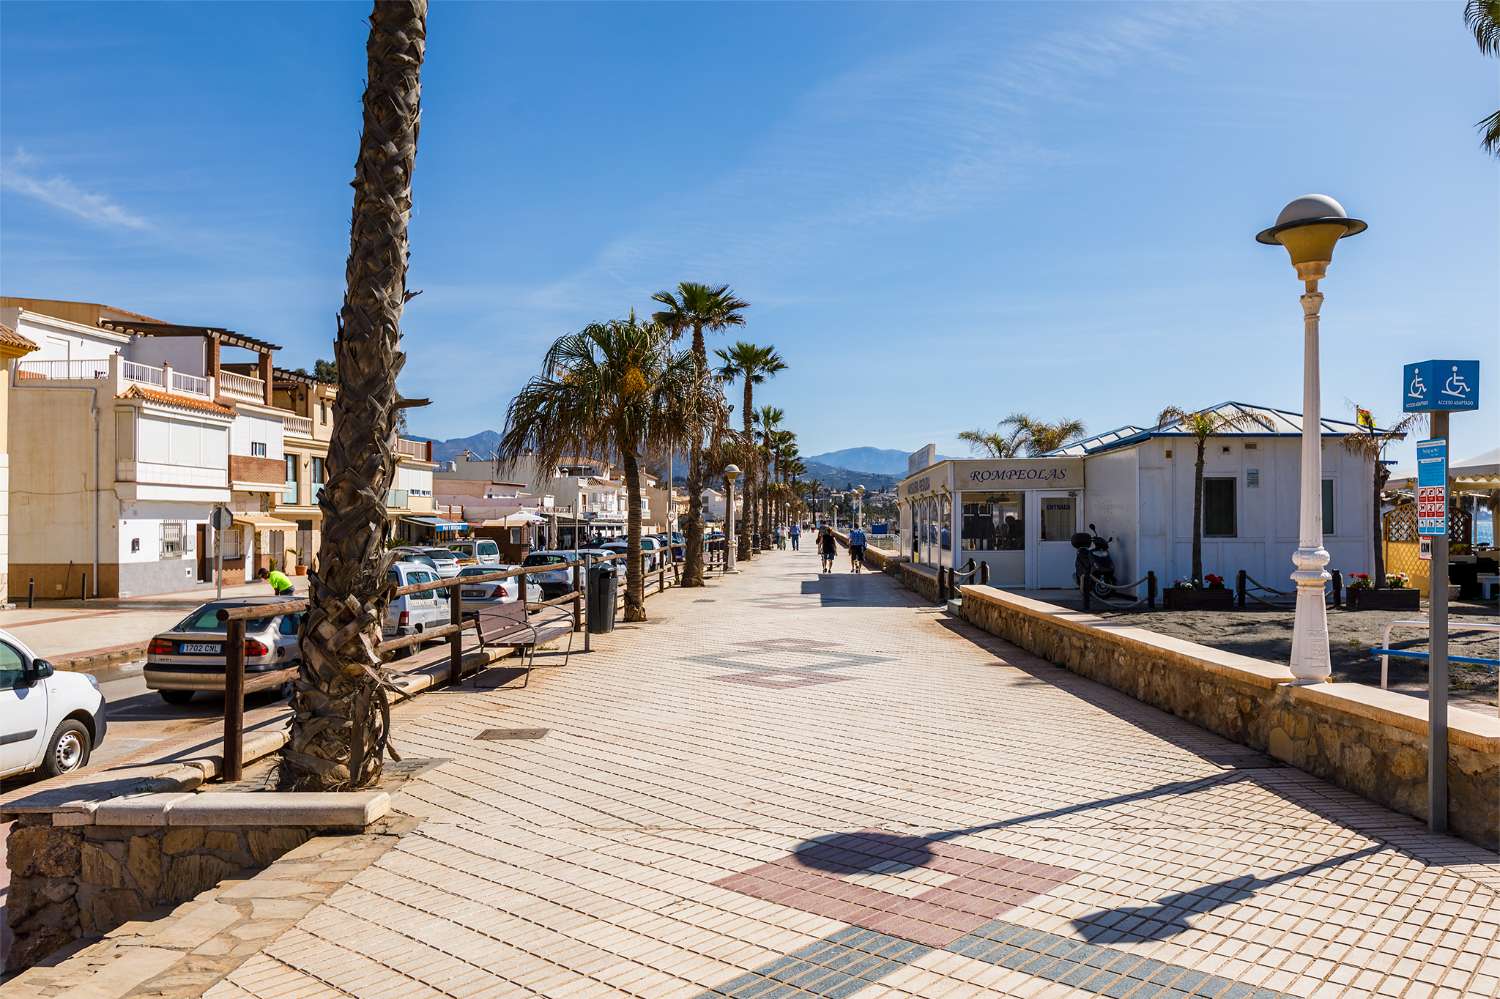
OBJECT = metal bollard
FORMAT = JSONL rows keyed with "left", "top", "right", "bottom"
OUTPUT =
{"left": 28, "top": 576, "right": 35, "bottom": 609}
{"left": 1330, "top": 569, "right": 1342, "bottom": 608}
{"left": 979, "top": 562, "right": 990, "bottom": 585}
{"left": 1235, "top": 569, "right": 1247, "bottom": 609}
{"left": 1147, "top": 571, "right": 1158, "bottom": 610}
{"left": 1081, "top": 570, "right": 1092, "bottom": 611}
{"left": 81, "top": 572, "right": 88, "bottom": 602}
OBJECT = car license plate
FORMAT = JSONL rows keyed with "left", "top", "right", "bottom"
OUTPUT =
{"left": 462, "top": 589, "right": 488, "bottom": 598}
{"left": 181, "top": 642, "right": 222, "bottom": 654}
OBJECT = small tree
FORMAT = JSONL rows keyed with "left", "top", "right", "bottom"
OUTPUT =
{"left": 1155, "top": 405, "right": 1274, "bottom": 585}
{"left": 1341, "top": 406, "right": 1423, "bottom": 588}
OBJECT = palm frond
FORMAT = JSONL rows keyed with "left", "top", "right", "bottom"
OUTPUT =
{"left": 1466, "top": 0, "right": 1500, "bottom": 55}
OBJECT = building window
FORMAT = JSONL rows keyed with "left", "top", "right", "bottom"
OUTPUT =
{"left": 311, "top": 457, "right": 325, "bottom": 501}
{"left": 1203, "top": 478, "right": 1237, "bottom": 537}
{"left": 250, "top": 441, "right": 268, "bottom": 458}
{"left": 1322, "top": 479, "right": 1336, "bottom": 536}
{"left": 960, "top": 491, "right": 1025, "bottom": 551}
{"left": 284, "top": 455, "right": 299, "bottom": 504}
{"left": 161, "top": 522, "right": 185, "bottom": 558}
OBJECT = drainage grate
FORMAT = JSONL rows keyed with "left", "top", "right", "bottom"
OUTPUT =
{"left": 476, "top": 728, "right": 549, "bottom": 741}
{"left": 694, "top": 599, "right": 717, "bottom": 603}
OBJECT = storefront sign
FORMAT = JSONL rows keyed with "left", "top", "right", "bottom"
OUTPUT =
{"left": 908, "top": 444, "right": 938, "bottom": 476}
{"left": 959, "top": 458, "right": 1083, "bottom": 488}
{"left": 1416, "top": 438, "right": 1448, "bottom": 537}
{"left": 1404, "top": 359, "right": 1480, "bottom": 413}
{"left": 903, "top": 475, "right": 932, "bottom": 497}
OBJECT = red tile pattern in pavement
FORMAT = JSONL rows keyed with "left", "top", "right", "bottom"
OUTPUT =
{"left": 717, "top": 829, "right": 1080, "bottom": 948}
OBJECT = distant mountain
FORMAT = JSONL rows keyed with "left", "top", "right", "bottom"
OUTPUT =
{"left": 411, "top": 430, "right": 502, "bottom": 463}
{"left": 804, "top": 447, "right": 954, "bottom": 477}
{"left": 801, "top": 461, "right": 900, "bottom": 492}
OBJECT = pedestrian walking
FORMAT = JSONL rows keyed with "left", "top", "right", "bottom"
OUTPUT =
{"left": 848, "top": 525, "right": 867, "bottom": 574}
{"left": 818, "top": 527, "right": 837, "bottom": 573}
{"left": 789, "top": 522, "right": 801, "bottom": 551}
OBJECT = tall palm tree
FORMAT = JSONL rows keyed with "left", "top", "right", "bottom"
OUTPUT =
{"left": 1467, "top": 1, "right": 1500, "bottom": 155}
{"left": 755, "top": 405, "right": 784, "bottom": 542}
{"left": 650, "top": 283, "right": 749, "bottom": 586}
{"left": 1341, "top": 406, "right": 1424, "bottom": 589}
{"left": 957, "top": 426, "right": 1021, "bottom": 458}
{"left": 1155, "top": 404, "right": 1275, "bottom": 585}
{"left": 1001, "top": 413, "right": 1088, "bottom": 456}
{"left": 498, "top": 317, "right": 692, "bottom": 621}
{"left": 716, "top": 341, "right": 785, "bottom": 560}
{"left": 285, "top": 0, "right": 426, "bottom": 792}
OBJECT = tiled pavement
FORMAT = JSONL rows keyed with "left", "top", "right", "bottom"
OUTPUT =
{"left": 182, "top": 550, "right": 1495, "bottom": 997}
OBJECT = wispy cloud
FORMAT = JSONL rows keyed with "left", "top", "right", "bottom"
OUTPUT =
{"left": 1, "top": 149, "right": 151, "bottom": 230}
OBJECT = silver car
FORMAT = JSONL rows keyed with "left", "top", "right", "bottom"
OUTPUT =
{"left": 146, "top": 598, "right": 303, "bottom": 704}
{"left": 418, "top": 547, "right": 464, "bottom": 578}
{"left": 454, "top": 564, "right": 537, "bottom": 604}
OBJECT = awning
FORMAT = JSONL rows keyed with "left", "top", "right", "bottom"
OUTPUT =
{"left": 482, "top": 512, "right": 545, "bottom": 528}
{"left": 401, "top": 516, "right": 468, "bottom": 532}
{"left": 231, "top": 513, "right": 298, "bottom": 532}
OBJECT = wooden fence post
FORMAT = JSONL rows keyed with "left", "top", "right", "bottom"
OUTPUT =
{"left": 1147, "top": 571, "right": 1157, "bottom": 610}
{"left": 224, "top": 617, "right": 245, "bottom": 782}
{"left": 448, "top": 581, "right": 463, "bottom": 685}
{"left": 1235, "top": 569, "right": 1247, "bottom": 609}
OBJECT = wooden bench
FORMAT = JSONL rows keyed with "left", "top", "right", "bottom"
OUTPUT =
{"left": 465, "top": 595, "right": 575, "bottom": 687}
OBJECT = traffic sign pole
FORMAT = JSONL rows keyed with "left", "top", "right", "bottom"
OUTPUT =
{"left": 1426, "top": 415, "right": 1449, "bottom": 834}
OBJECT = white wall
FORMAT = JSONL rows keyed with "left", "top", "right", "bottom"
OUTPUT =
{"left": 1082, "top": 448, "right": 1139, "bottom": 583}
{"left": 6, "top": 310, "right": 126, "bottom": 363}
{"left": 124, "top": 335, "right": 207, "bottom": 375}
{"left": 138, "top": 413, "right": 230, "bottom": 473}
{"left": 117, "top": 500, "right": 207, "bottom": 564}
{"left": 229, "top": 411, "right": 284, "bottom": 461}
{"left": 396, "top": 464, "right": 432, "bottom": 496}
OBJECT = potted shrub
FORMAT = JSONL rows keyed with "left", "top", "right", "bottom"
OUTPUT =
{"left": 1346, "top": 571, "right": 1420, "bottom": 611}
{"left": 1164, "top": 576, "right": 1234, "bottom": 610}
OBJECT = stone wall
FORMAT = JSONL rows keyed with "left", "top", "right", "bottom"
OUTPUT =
{"left": 5, "top": 816, "right": 313, "bottom": 970}
{"left": 958, "top": 584, "right": 1500, "bottom": 850}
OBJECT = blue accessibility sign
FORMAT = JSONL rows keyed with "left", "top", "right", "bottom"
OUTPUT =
{"left": 1403, "top": 359, "right": 1480, "bottom": 413}
{"left": 1416, "top": 438, "right": 1448, "bottom": 537}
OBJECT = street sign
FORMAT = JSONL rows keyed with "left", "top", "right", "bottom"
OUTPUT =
{"left": 1403, "top": 359, "right": 1480, "bottom": 413}
{"left": 210, "top": 506, "right": 233, "bottom": 530}
{"left": 1416, "top": 438, "right": 1448, "bottom": 537}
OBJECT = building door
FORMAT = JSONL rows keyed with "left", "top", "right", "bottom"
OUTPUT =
{"left": 197, "top": 525, "right": 211, "bottom": 582}
{"left": 1035, "top": 492, "right": 1078, "bottom": 589}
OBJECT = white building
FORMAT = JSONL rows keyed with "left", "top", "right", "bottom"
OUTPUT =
{"left": 900, "top": 402, "right": 1384, "bottom": 592}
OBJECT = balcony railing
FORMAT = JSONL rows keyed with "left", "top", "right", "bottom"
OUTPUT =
{"left": 18, "top": 358, "right": 110, "bottom": 381}
{"left": 282, "top": 413, "right": 314, "bottom": 436}
{"left": 18, "top": 356, "right": 214, "bottom": 400}
{"left": 386, "top": 488, "right": 410, "bottom": 508}
{"left": 219, "top": 369, "right": 265, "bottom": 402}
{"left": 122, "top": 360, "right": 165, "bottom": 387}
{"left": 396, "top": 437, "right": 431, "bottom": 461}
{"left": 172, "top": 370, "right": 211, "bottom": 396}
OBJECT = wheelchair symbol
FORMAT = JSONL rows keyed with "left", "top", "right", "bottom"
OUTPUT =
{"left": 1407, "top": 368, "right": 1427, "bottom": 400}
{"left": 1442, "top": 365, "right": 1471, "bottom": 399}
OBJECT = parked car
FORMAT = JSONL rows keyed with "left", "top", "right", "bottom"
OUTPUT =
{"left": 384, "top": 560, "right": 449, "bottom": 656}
{"left": 521, "top": 550, "right": 582, "bottom": 600}
{"left": 145, "top": 598, "right": 302, "bottom": 705}
{"left": 454, "top": 564, "right": 536, "bottom": 604}
{"left": 601, "top": 537, "right": 664, "bottom": 571}
{"left": 446, "top": 538, "right": 502, "bottom": 565}
{"left": 1, "top": 629, "right": 107, "bottom": 779}
{"left": 391, "top": 548, "right": 440, "bottom": 573}
{"left": 418, "top": 547, "right": 463, "bottom": 578}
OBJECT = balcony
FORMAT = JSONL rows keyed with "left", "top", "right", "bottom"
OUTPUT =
{"left": 219, "top": 369, "right": 266, "bottom": 403}
{"left": 396, "top": 437, "right": 433, "bottom": 462}
{"left": 18, "top": 356, "right": 215, "bottom": 400}
{"left": 282, "top": 413, "right": 314, "bottom": 437}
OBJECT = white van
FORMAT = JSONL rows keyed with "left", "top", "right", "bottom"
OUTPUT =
{"left": 383, "top": 560, "right": 449, "bottom": 656}
{"left": 446, "top": 538, "right": 501, "bottom": 566}
{"left": 1, "top": 629, "right": 108, "bottom": 780}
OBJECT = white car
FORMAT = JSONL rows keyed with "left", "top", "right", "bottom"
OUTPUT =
{"left": 600, "top": 537, "right": 663, "bottom": 571}
{"left": 417, "top": 548, "right": 464, "bottom": 579}
{"left": 1, "top": 629, "right": 107, "bottom": 780}
{"left": 383, "top": 560, "right": 449, "bottom": 656}
{"left": 454, "top": 564, "right": 537, "bottom": 604}
{"left": 446, "top": 538, "right": 502, "bottom": 566}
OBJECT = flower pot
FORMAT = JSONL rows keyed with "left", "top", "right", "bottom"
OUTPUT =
{"left": 1163, "top": 586, "right": 1235, "bottom": 611}
{"left": 294, "top": 565, "right": 308, "bottom": 576}
{"left": 1346, "top": 587, "right": 1419, "bottom": 612}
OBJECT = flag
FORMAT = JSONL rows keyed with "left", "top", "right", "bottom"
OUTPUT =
{"left": 1356, "top": 407, "right": 1374, "bottom": 429}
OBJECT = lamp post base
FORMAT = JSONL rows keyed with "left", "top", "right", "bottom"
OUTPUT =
{"left": 1289, "top": 546, "right": 1332, "bottom": 683}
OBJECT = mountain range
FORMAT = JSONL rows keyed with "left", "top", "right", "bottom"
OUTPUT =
{"left": 802, "top": 447, "right": 956, "bottom": 476}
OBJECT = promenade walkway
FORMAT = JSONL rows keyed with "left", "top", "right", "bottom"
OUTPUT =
{"left": 25, "top": 549, "right": 1500, "bottom": 998}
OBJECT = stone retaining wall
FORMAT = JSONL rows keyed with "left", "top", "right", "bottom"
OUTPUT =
{"left": 959, "top": 584, "right": 1500, "bottom": 850}
{"left": 5, "top": 817, "right": 315, "bottom": 969}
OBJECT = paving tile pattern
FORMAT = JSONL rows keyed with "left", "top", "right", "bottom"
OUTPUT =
{"left": 159, "top": 550, "right": 1497, "bottom": 998}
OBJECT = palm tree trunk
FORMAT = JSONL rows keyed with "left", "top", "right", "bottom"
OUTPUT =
{"left": 682, "top": 325, "right": 707, "bottom": 586}
{"left": 740, "top": 381, "right": 754, "bottom": 561}
{"left": 1191, "top": 442, "right": 1205, "bottom": 585}
{"left": 623, "top": 449, "right": 645, "bottom": 621}
{"left": 285, "top": 0, "right": 425, "bottom": 792}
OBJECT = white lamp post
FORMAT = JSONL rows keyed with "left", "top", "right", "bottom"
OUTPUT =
{"left": 723, "top": 464, "right": 741, "bottom": 572}
{"left": 855, "top": 485, "right": 866, "bottom": 529}
{"left": 1257, "top": 194, "right": 1366, "bottom": 683}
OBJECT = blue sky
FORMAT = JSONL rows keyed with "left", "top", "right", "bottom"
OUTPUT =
{"left": 3, "top": 2, "right": 1497, "bottom": 465}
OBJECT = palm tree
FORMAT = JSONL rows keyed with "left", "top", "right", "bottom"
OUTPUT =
{"left": 1155, "top": 404, "right": 1275, "bottom": 585}
{"left": 650, "top": 283, "right": 749, "bottom": 586}
{"left": 1001, "top": 413, "right": 1088, "bottom": 456}
{"left": 497, "top": 317, "right": 692, "bottom": 621}
{"left": 957, "top": 426, "right": 1021, "bottom": 458}
{"left": 1341, "top": 407, "right": 1424, "bottom": 588}
{"left": 754, "top": 405, "right": 784, "bottom": 542}
{"left": 1467, "top": 1, "right": 1500, "bottom": 155}
{"left": 717, "top": 341, "right": 786, "bottom": 561}
{"left": 285, "top": 0, "right": 426, "bottom": 792}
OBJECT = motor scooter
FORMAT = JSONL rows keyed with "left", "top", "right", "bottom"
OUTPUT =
{"left": 1072, "top": 524, "right": 1117, "bottom": 598}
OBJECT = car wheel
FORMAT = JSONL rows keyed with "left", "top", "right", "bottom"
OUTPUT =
{"left": 160, "top": 689, "right": 196, "bottom": 705}
{"left": 41, "top": 719, "right": 92, "bottom": 777}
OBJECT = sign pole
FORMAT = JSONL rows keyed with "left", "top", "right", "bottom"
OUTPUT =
{"left": 1426, "top": 415, "right": 1449, "bottom": 834}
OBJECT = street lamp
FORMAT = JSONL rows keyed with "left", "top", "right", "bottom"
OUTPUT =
{"left": 723, "top": 464, "right": 741, "bottom": 572}
{"left": 854, "top": 485, "right": 866, "bottom": 530}
{"left": 1257, "top": 194, "right": 1366, "bottom": 683}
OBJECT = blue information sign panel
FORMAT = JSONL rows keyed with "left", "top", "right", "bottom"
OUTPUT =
{"left": 1404, "top": 359, "right": 1480, "bottom": 413}
{"left": 1416, "top": 438, "right": 1448, "bottom": 537}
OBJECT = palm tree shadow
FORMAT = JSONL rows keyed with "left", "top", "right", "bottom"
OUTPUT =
{"left": 1070, "top": 845, "right": 1383, "bottom": 942}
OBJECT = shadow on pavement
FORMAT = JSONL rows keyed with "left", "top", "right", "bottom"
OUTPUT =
{"left": 799, "top": 572, "right": 919, "bottom": 608}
